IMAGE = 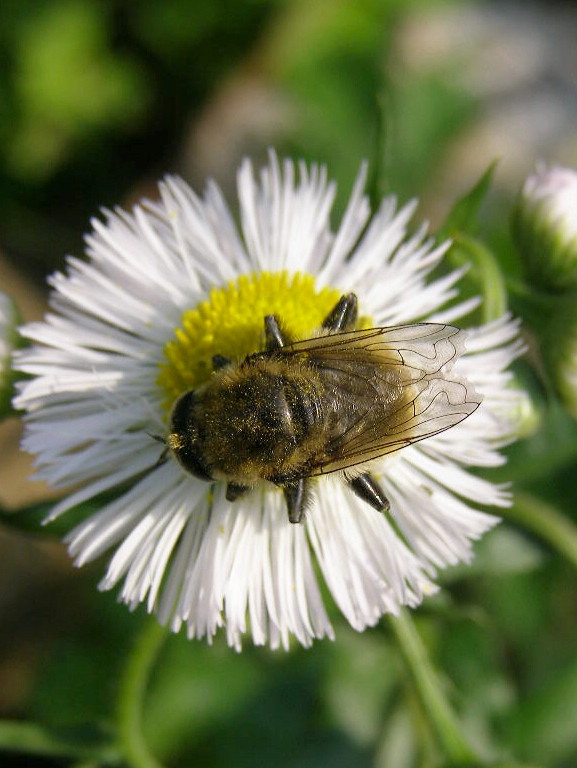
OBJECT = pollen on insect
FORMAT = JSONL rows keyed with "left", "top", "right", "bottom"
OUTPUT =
{"left": 167, "top": 433, "right": 185, "bottom": 451}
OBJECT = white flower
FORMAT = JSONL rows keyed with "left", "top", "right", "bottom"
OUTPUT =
{"left": 14, "top": 154, "right": 523, "bottom": 650}
{"left": 513, "top": 163, "right": 577, "bottom": 290}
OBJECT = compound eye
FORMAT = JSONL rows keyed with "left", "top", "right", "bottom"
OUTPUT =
{"left": 168, "top": 391, "right": 213, "bottom": 481}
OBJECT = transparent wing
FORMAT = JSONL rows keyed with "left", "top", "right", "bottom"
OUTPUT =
{"left": 283, "top": 323, "right": 466, "bottom": 377}
{"left": 280, "top": 323, "right": 481, "bottom": 475}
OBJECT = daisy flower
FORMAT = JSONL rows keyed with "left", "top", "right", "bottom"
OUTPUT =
{"left": 14, "top": 154, "right": 523, "bottom": 650}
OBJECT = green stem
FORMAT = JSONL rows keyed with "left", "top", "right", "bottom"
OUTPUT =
{"left": 388, "top": 610, "right": 479, "bottom": 765}
{"left": 502, "top": 491, "right": 577, "bottom": 571}
{"left": 117, "top": 619, "right": 167, "bottom": 768}
{"left": 367, "top": 88, "right": 391, "bottom": 211}
{"left": 452, "top": 234, "right": 508, "bottom": 323}
{"left": 0, "top": 720, "right": 119, "bottom": 764}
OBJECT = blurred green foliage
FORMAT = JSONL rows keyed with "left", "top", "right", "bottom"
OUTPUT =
{"left": 2, "top": 0, "right": 577, "bottom": 767}
{"left": 0, "top": 0, "right": 275, "bottom": 278}
{"left": 0, "top": 0, "right": 471, "bottom": 280}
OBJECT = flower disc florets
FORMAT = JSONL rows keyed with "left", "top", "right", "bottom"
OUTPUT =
{"left": 158, "top": 271, "right": 341, "bottom": 409}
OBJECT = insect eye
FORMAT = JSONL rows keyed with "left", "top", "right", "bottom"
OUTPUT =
{"left": 168, "top": 391, "right": 213, "bottom": 481}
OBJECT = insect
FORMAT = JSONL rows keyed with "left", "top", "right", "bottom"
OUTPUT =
{"left": 166, "top": 293, "right": 481, "bottom": 523}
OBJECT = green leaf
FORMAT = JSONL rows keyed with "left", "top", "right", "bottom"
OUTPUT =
{"left": 439, "top": 162, "right": 498, "bottom": 240}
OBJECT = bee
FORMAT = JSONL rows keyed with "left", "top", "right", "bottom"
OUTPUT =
{"left": 166, "top": 293, "right": 481, "bottom": 523}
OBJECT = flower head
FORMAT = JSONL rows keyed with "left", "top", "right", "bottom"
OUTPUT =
{"left": 513, "top": 163, "right": 577, "bottom": 290}
{"left": 14, "top": 154, "right": 523, "bottom": 649}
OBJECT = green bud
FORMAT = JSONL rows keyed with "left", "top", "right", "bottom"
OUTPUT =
{"left": 512, "top": 164, "right": 577, "bottom": 291}
{"left": 513, "top": 377, "right": 543, "bottom": 439}
{"left": 0, "top": 292, "right": 21, "bottom": 416}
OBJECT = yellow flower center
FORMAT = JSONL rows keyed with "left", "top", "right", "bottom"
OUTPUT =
{"left": 157, "top": 271, "right": 343, "bottom": 412}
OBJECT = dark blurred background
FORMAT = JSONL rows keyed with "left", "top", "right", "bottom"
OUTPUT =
{"left": 2, "top": 1, "right": 577, "bottom": 766}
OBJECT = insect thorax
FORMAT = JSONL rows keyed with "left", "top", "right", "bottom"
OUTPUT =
{"left": 196, "top": 357, "right": 327, "bottom": 484}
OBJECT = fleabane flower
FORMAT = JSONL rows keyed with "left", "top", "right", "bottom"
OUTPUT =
{"left": 14, "top": 154, "right": 523, "bottom": 650}
{"left": 512, "top": 163, "right": 577, "bottom": 290}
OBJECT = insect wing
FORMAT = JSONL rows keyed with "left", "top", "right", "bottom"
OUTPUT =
{"left": 281, "top": 324, "right": 481, "bottom": 475}
{"left": 283, "top": 323, "right": 465, "bottom": 375}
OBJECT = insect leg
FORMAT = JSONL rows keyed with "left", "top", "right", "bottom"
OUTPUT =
{"left": 283, "top": 478, "right": 308, "bottom": 523}
{"left": 146, "top": 432, "right": 169, "bottom": 467}
{"left": 322, "top": 293, "right": 358, "bottom": 332}
{"left": 264, "top": 314, "right": 287, "bottom": 350}
{"left": 348, "top": 473, "right": 390, "bottom": 513}
{"left": 212, "top": 354, "right": 231, "bottom": 370}
{"left": 226, "top": 482, "right": 250, "bottom": 501}
{"left": 155, "top": 449, "right": 169, "bottom": 467}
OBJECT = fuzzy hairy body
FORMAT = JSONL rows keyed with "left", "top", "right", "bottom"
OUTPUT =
{"left": 169, "top": 350, "right": 405, "bottom": 487}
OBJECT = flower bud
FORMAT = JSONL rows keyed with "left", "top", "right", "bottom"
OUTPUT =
{"left": 0, "top": 292, "right": 20, "bottom": 416}
{"left": 512, "top": 164, "right": 577, "bottom": 291}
